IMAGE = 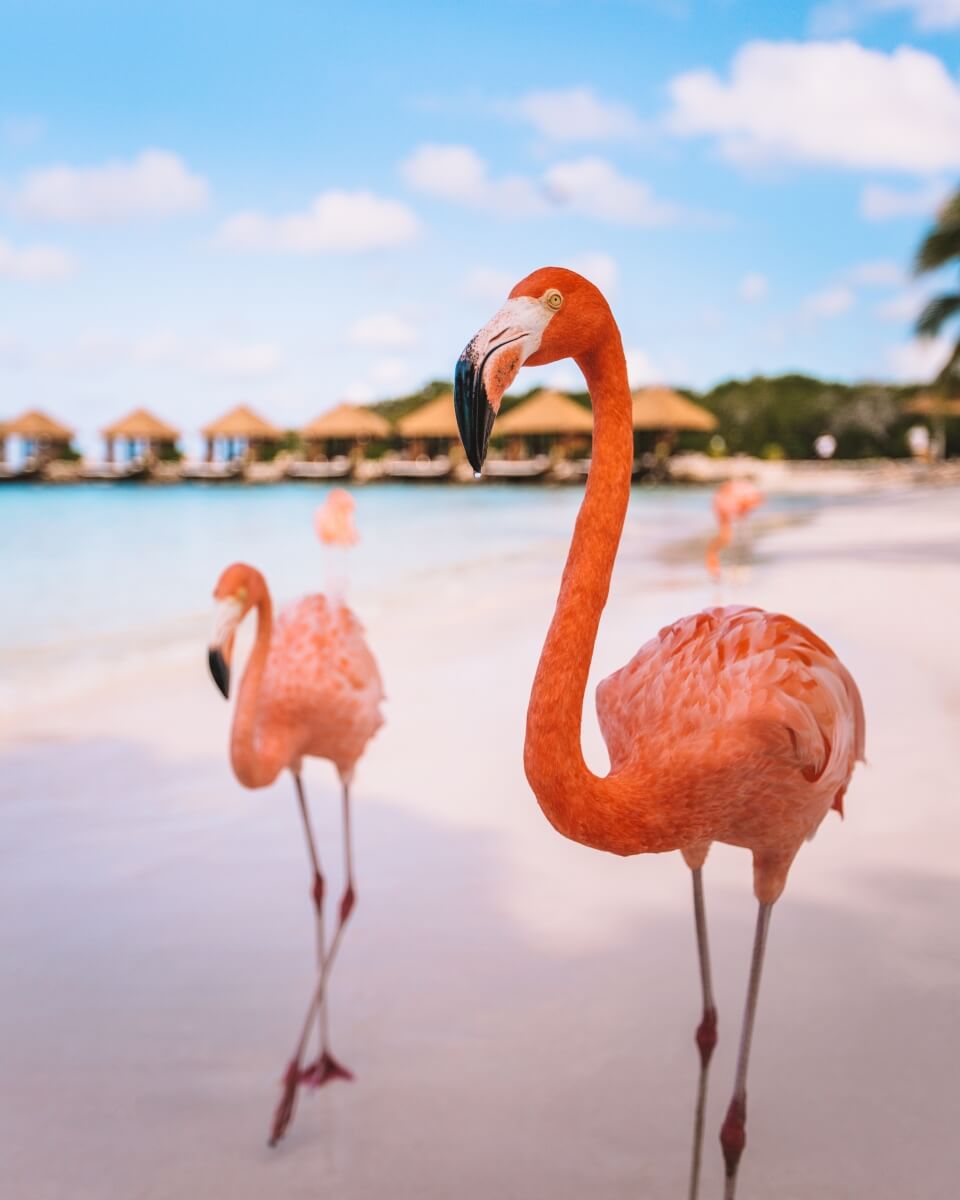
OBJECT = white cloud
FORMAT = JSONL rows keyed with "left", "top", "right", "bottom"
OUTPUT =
{"left": 346, "top": 312, "right": 418, "bottom": 349}
{"left": 0, "top": 236, "right": 75, "bottom": 281}
{"left": 400, "top": 144, "right": 543, "bottom": 216}
{"left": 860, "top": 179, "right": 950, "bottom": 220}
{"left": 462, "top": 266, "right": 515, "bottom": 301}
{"left": 625, "top": 347, "right": 663, "bottom": 387}
{"left": 886, "top": 335, "right": 952, "bottom": 380}
{"left": 874, "top": 289, "right": 927, "bottom": 322}
{"left": 803, "top": 285, "right": 856, "bottom": 317}
{"left": 668, "top": 41, "right": 960, "bottom": 172}
{"left": 564, "top": 252, "right": 619, "bottom": 293}
{"left": 344, "top": 356, "right": 416, "bottom": 401}
{"left": 812, "top": 1, "right": 960, "bottom": 34}
{"left": 543, "top": 157, "right": 680, "bottom": 225}
{"left": 216, "top": 190, "right": 420, "bottom": 253}
{"left": 505, "top": 87, "right": 641, "bottom": 142}
{"left": 739, "top": 272, "right": 768, "bottom": 301}
{"left": 402, "top": 145, "right": 689, "bottom": 226}
{"left": 12, "top": 149, "right": 209, "bottom": 222}
{"left": 845, "top": 259, "right": 903, "bottom": 286}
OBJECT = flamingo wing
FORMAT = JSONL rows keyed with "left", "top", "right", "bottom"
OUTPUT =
{"left": 596, "top": 606, "right": 864, "bottom": 817}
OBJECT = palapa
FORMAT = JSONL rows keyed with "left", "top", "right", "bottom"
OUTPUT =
{"left": 630, "top": 387, "right": 717, "bottom": 432}
{"left": 494, "top": 390, "right": 593, "bottom": 437}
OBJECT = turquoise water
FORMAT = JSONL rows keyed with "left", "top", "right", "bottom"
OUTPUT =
{"left": 0, "top": 482, "right": 814, "bottom": 713}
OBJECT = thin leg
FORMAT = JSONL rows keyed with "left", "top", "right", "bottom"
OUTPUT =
{"left": 720, "top": 902, "right": 774, "bottom": 1200}
{"left": 301, "top": 780, "right": 357, "bottom": 1087}
{"left": 687, "top": 867, "right": 718, "bottom": 1200}
{"left": 293, "top": 773, "right": 329, "bottom": 1053}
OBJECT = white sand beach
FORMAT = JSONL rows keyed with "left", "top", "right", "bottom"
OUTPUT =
{"left": 2, "top": 484, "right": 960, "bottom": 1199}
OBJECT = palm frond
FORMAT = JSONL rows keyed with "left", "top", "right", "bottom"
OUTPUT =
{"left": 916, "top": 293, "right": 960, "bottom": 337}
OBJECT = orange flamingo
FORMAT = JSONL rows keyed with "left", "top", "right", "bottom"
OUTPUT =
{"left": 208, "top": 541, "right": 384, "bottom": 1146}
{"left": 707, "top": 480, "right": 765, "bottom": 580}
{"left": 453, "top": 268, "right": 865, "bottom": 1199}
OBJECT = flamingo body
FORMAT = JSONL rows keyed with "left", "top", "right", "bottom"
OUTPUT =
{"left": 595, "top": 605, "right": 864, "bottom": 900}
{"left": 250, "top": 594, "right": 383, "bottom": 785}
{"left": 315, "top": 488, "right": 359, "bottom": 548}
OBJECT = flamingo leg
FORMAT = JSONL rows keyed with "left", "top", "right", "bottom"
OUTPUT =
{"left": 719, "top": 902, "right": 773, "bottom": 1200}
{"left": 300, "top": 779, "right": 356, "bottom": 1087}
{"left": 268, "top": 774, "right": 328, "bottom": 1147}
{"left": 293, "top": 773, "right": 329, "bottom": 1051}
{"left": 687, "top": 867, "right": 718, "bottom": 1200}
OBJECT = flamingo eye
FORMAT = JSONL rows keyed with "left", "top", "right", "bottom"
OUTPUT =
{"left": 542, "top": 289, "right": 563, "bottom": 311}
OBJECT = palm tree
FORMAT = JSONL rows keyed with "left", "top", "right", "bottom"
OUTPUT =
{"left": 915, "top": 189, "right": 960, "bottom": 386}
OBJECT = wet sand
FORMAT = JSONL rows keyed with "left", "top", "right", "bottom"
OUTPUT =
{"left": 2, "top": 486, "right": 959, "bottom": 1198}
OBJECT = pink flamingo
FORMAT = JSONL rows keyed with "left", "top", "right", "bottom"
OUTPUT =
{"left": 706, "top": 480, "right": 765, "bottom": 580}
{"left": 315, "top": 488, "right": 359, "bottom": 547}
{"left": 208, "top": 546, "right": 384, "bottom": 1146}
{"left": 453, "top": 268, "right": 865, "bottom": 1198}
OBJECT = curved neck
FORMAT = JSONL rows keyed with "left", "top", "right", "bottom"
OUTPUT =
{"left": 230, "top": 590, "right": 281, "bottom": 788}
{"left": 523, "top": 326, "right": 673, "bottom": 853}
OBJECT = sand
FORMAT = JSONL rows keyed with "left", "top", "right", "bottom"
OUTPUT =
{"left": 2, "top": 486, "right": 959, "bottom": 1199}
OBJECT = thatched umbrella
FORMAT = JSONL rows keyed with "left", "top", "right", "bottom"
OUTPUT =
{"left": 395, "top": 391, "right": 459, "bottom": 456}
{"left": 631, "top": 387, "right": 717, "bottom": 432}
{"left": 396, "top": 392, "right": 458, "bottom": 439}
{"left": 201, "top": 404, "right": 282, "bottom": 462}
{"left": 102, "top": 407, "right": 181, "bottom": 463}
{"left": 301, "top": 403, "right": 391, "bottom": 459}
{"left": 493, "top": 389, "right": 592, "bottom": 459}
{"left": 6, "top": 409, "right": 75, "bottom": 464}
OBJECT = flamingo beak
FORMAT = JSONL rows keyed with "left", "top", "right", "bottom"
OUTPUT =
{"left": 454, "top": 296, "right": 554, "bottom": 472}
{"left": 208, "top": 646, "right": 230, "bottom": 699}
{"left": 208, "top": 598, "right": 242, "bottom": 700}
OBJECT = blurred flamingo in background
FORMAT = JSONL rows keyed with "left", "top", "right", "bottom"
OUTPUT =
{"left": 315, "top": 488, "right": 359, "bottom": 547}
{"left": 208, "top": 508, "right": 384, "bottom": 1146}
{"left": 706, "top": 480, "right": 765, "bottom": 580}
{"left": 453, "top": 268, "right": 864, "bottom": 1199}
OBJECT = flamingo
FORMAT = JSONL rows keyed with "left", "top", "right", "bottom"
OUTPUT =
{"left": 207, "top": 521, "right": 384, "bottom": 1146}
{"left": 706, "top": 480, "right": 765, "bottom": 580}
{"left": 453, "top": 268, "right": 865, "bottom": 1198}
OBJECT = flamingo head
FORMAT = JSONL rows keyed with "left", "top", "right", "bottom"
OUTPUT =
{"left": 454, "top": 267, "right": 611, "bottom": 471}
{"left": 208, "top": 562, "right": 264, "bottom": 699}
{"left": 315, "top": 488, "right": 358, "bottom": 547}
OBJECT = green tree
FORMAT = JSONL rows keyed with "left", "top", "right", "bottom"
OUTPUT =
{"left": 915, "top": 188, "right": 960, "bottom": 386}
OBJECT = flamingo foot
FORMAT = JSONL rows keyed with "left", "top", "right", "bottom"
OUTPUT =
{"left": 301, "top": 1051, "right": 354, "bottom": 1089}
{"left": 268, "top": 1059, "right": 302, "bottom": 1148}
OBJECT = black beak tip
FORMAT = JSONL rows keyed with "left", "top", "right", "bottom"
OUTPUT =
{"left": 454, "top": 353, "right": 494, "bottom": 474}
{"left": 208, "top": 648, "right": 230, "bottom": 699}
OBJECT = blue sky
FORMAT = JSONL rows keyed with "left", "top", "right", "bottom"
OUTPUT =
{"left": 2, "top": 0, "right": 959, "bottom": 454}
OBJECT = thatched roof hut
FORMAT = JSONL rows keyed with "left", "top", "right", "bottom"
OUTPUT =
{"left": 302, "top": 403, "right": 391, "bottom": 441}
{"left": 494, "top": 390, "right": 593, "bottom": 437}
{"left": 903, "top": 393, "right": 960, "bottom": 417}
{"left": 396, "top": 392, "right": 459, "bottom": 440}
{"left": 201, "top": 404, "right": 281, "bottom": 462}
{"left": 630, "top": 387, "right": 717, "bottom": 432}
{"left": 5, "top": 409, "right": 75, "bottom": 464}
{"left": 102, "top": 407, "right": 180, "bottom": 462}
{"left": 7, "top": 409, "right": 75, "bottom": 441}
{"left": 103, "top": 407, "right": 180, "bottom": 442}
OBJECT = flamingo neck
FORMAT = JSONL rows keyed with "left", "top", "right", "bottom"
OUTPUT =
{"left": 230, "top": 590, "right": 282, "bottom": 788}
{"left": 523, "top": 325, "right": 642, "bottom": 850}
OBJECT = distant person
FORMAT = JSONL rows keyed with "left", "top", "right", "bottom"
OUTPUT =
{"left": 814, "top": 433, "right": 837, "bottom": 460}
